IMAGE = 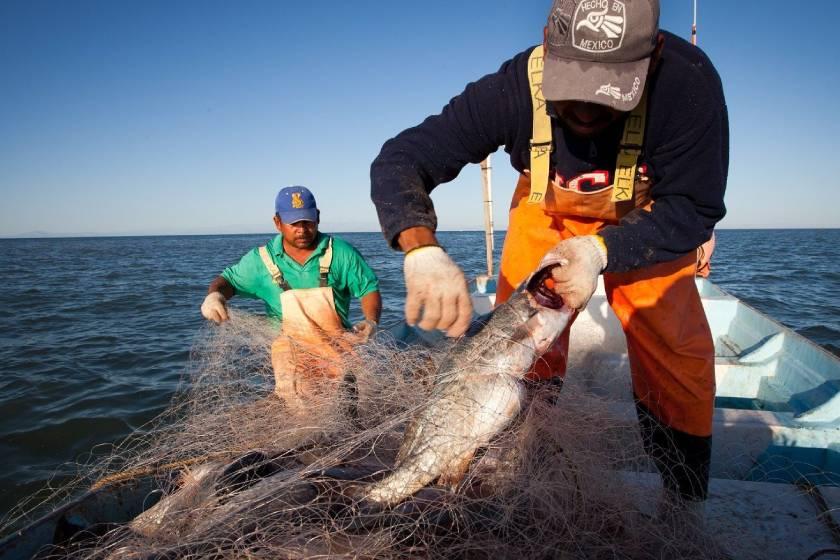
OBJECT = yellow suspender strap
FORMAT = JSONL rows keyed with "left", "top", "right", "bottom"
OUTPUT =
{"left": 260, "top": 240, "right": 332, "bottom": 289}
{"left": 526, "top": 42, "right": 648, "bottom": 205}
{"left": 318, "top": 237, "right": 333, "bottom": 287}
{"left": 527, "top": 45, "right": 551, "bottom": 205}
{"left": 611, "top": 90, "right": 648, "bottom": 202}
{"left": 259, "top": 246, "right": 290, "bottom": 290}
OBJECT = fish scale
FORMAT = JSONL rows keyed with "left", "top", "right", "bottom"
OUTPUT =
{"left": 362, "top": 287, "right": 573, "bottom": 507}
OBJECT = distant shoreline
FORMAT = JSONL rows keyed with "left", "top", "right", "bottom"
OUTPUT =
{"left": 2, "top": 227, "right": 840, "bottom": 241}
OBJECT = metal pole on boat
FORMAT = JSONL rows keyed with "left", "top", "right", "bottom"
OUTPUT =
{"left": 480, "top": 156, "right": 494, "bottom": 277}
{"left": 691, "top": 0, "right": 697, "bottom": 45}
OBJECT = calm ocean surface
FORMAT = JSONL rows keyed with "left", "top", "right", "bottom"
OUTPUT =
{"left": 1, "top": 229, "right": 839, "bottom": 517}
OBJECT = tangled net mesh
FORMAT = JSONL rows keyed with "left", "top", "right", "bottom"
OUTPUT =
{"left": 3, "top": 309, "right": 735, "bottom": 559}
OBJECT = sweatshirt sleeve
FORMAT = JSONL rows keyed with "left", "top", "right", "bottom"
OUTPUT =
{"left": 599, "top": 50, "right": 729, "bottom": 272}
{"left": 370, "top": 51, "right": 530, "bottom": 248}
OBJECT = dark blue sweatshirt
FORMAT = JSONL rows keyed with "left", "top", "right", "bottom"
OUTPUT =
{"left": 370, "top": 31, "right": 728, "bottom": 273}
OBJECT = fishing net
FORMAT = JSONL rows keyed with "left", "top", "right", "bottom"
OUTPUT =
{"left": 3, "top": 309, "right": 733, "bottom": 559}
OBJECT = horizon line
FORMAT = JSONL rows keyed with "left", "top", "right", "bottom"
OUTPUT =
{"left": 2, "top": 226, "right": 840, "bottom": 241}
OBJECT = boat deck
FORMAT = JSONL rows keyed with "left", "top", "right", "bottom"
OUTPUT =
{"left": 626, "top": 472, "right": 840, "bottom": 559}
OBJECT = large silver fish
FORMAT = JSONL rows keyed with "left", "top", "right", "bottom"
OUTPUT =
{"left": 362, "top": 270, "right": 573, "bottom": 507}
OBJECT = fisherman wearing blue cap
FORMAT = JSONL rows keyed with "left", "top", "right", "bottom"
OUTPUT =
{"left": 201, "top": 186, "right": 381, "bottom": 410}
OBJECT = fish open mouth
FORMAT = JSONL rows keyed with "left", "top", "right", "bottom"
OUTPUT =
{"left": 525, "top": 266, "right": 565, "bottom": 310}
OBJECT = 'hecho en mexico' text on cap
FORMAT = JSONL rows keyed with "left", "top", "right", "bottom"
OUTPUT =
{"left": 543, "top": 0, "right": 660, "bottom": 111}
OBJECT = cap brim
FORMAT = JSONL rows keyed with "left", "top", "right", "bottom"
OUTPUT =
{"left": 542, "top": 55, "right": 651, "bottom": 112}
{"left": 278, "top": 209, "right": 318, "bottom": 224}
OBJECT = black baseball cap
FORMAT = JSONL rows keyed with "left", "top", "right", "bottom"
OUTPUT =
{"left": 543, "top": 0, "right": 660, "bottom": 111}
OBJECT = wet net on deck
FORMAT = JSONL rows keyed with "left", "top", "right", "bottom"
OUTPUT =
{"left": 3, "top": 309, "right": 732, "bottom": 559}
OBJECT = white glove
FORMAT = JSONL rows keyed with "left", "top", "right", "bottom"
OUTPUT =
{"left": 538, "top": 235, "right": 608, "bottom": 310}
{"left": 404, "top": 246, "right": 472, "bottom": 337}
{"left": 352, "top": 319, "right": 378, "bottom": 342}
{"left": 201, "top": 292, "right": 229, "bottom": 323}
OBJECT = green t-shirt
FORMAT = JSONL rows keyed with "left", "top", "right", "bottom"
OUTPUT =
{"left": 221, "top": 233, "right": 379, "bottom": 328}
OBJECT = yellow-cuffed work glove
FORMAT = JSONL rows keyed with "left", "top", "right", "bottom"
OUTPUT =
{"left": 403, "top": 246, "right": 472, "bottom": 337}
{"left": 201, "top": 291, "right": 229, "bottom": 323}
{"left": 538, "top": 235, "right": 608, "bottom": 310}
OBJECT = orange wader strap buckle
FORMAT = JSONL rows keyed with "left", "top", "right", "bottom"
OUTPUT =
{"left": 527, "top": 45, "right": 551, "bottom": 205}
{"left": 611, "top": 90, "right": 648, "bottom": 202}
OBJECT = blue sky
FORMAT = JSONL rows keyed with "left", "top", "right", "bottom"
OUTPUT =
{"left": 1, "top": 0, "right": 839, "bottom": 237}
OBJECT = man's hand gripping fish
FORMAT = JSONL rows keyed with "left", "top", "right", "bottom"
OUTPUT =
{"left": 362, "top": 267, "right": 573, "bottom": 507}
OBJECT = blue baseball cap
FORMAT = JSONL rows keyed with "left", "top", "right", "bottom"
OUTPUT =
{"left": 274, "top": 186, "right": 319, "bottom": 223}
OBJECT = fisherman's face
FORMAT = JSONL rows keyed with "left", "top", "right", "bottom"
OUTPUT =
{"left": 540, "top": 28, "right": 663, "bottom": 139}
{"left": 275, "top": 216, "right": 319, "bottom": 250}
{"left": 549, "top": 101, "right": 624, "bottom": 138}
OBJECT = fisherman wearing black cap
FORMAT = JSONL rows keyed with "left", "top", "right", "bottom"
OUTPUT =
{"left": 371, "top": 0, "right": 728, "bottom": 523}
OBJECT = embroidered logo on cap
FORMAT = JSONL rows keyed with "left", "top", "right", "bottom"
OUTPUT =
{"left": 572, "top": 0, "right": 626, "bottom": 53}
{"left": 595, "top": 84, "right": 622, "bottom": 100}
{"left": 595, "top": 76, "right": 641, "bottom": 103}
{"left": 291, "top": 192, "right": 304, "bottom": 209}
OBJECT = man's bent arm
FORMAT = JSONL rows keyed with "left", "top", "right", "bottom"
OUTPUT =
{"left": 208, "top": 276, "right": 235, "bottom": 300}
{"left": 600, "top": 40, "right": 728, "bottom": 272}
{"left": 360, "top": 291, "right": 382, "bottom": 324}
{"left": 370, "top": 52, "right": 529, "bottom": 248}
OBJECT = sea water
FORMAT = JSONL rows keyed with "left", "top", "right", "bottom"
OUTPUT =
{"left": 0, "top": 229, "right": 838, "bottom": 516}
